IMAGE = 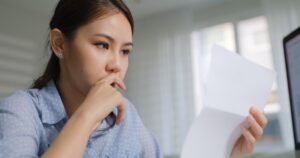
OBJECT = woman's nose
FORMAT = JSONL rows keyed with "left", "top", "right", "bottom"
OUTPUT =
{"left": 106, "top": 53, "right": 121, "bottom": 73}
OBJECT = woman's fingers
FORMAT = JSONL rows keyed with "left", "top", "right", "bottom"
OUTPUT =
{"left": 250, "top": 107, "right": 267, "bottom": 128}
{"left": 113, "top": 77, "right": 126, "bottom": 90}
{"left": 115, "top": 100, "right": 126, "bottom": 125}
{"left": 248, "top": 115, "right": 264, "bottom": 140}
{"left": 90, "top": 73, "right": 127, "bottom": 125}
{"left": 101, "top": 73, "right": 126, "bottom": 124}
{"left": 241, "top": 125, "right": 256, "bottom": 145}
{"left": 231, "top": 107, "right": 267, "bottom": 157}
{"left": 238, "top": 107, "right": 267, "bottom": 150}
{"left": 245, "top": 107, "right": 267, "bottom": 143}
{"left": 95, "top": 73, "right": 126, "bottom": 90}
{"left": 100, "top": 74, "right": 127, "bottom": 125}
{"left": 240, "top": 125, "right": 255, "bottom": 154}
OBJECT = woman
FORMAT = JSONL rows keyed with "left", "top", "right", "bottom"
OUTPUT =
{"left": 0, "top": 0, "right": 267, "bottom": 157}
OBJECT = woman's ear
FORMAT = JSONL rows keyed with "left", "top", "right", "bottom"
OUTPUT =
{"left": 50, "top": 28, "right": 66, "bottom": 59}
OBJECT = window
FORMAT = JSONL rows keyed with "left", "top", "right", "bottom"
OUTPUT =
{"left": 191, "top": 23, "right": 236, "bottom": 114}
{"left": 191, "top": 16, "right": 282, "bottom": 153}
{"left": 237, "top": 16, "right": 282, "bottom": 152}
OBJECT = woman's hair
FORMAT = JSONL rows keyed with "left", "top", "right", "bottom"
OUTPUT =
{"left": 32, "top": 0, "right": 134, "bottom": 89}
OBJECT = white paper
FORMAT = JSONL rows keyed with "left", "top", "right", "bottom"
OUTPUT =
{"left": 181, "top": 45, "right": 275, "bottom": 158}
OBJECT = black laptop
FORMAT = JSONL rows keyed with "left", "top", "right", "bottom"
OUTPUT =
{"left": 283, "top": 26, "right": 300, "bottom": 150}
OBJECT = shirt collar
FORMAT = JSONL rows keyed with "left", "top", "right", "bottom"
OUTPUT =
{"left": 38, "top": 80, "right": 67, "bottom": 125}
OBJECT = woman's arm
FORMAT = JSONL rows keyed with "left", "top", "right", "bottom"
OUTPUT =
{"left": 42, "top": 111, "right": 93, "bottom": 158}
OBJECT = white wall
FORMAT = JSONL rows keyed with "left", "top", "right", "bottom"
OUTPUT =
{"left": 124, "top": 8, "right": 196, "bottom": 156}
{"left": 0, "top": 2, "right": 50, "bottom": 97}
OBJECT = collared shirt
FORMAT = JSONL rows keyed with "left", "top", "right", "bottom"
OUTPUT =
{"left": 0, "top": 80, "right": 161, "bottom": 158}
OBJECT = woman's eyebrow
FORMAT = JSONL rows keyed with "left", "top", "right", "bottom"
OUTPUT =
{"left": 94, "top": 33, "right": 133, "bottom": 47}
{"left": 94, "top": 33, "right": 114, "bottom": 42}
{"left": 124, "top": 42, "right": 133, "bottom": 47}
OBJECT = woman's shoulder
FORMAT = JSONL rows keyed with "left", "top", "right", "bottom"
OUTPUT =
{"left": 123, "top": 97, "right": 142, "bottom": 120}
{"left": 122, "top": 97, "right": 153, "bottom": 135}
{"left": 0, "top": 88, "right": 40, "bottom": 119}
{"left": 121, "top": 97, "right": 162, "bottom": 156}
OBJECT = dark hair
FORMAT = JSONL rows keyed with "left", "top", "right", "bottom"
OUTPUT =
{"left": 32, "top": 0, "right": 134, "bottom": 89}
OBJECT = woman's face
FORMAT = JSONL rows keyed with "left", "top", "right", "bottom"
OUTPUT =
{"left": 61, "top": 12, "right": 133, "bottom": 95}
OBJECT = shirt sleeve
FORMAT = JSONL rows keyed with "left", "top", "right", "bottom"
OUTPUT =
{"left": 0, "top": 91, "right": 40, "bottom": 158}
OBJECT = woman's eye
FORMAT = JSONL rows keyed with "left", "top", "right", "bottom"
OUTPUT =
{"left": 96, "top": 42, "right": 109, "bottom": 49}
{"left": 122, "top": 49, "right": 131, "bottom": 55}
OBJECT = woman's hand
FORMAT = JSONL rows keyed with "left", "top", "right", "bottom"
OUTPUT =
{"left": 230, "top": 107, "right": 268, "bottom": 158}
{"left": 43, "top": 73, "right": 126, "bottom": 158}
{"left": 74, "top": 73, "right": 127, "bottom": 134}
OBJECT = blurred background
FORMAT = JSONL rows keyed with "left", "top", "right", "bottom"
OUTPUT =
{"left": 0, "top": 0, "right": 299, "bottom": 157}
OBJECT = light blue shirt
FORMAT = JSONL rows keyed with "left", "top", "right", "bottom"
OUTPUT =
{"left": 0, "top": 80, "right": 161, "bottom": 158}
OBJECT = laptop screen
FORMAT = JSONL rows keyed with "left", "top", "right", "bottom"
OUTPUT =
{"left": 284, "top": 28, "right": 300, "bottom": 147}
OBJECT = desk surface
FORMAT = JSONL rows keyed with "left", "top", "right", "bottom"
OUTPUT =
{"left": 244, "top": 151, "right": 300, "bottom": 158}
{"left": 165, "top": 151, "right": 300, "bottom": 158}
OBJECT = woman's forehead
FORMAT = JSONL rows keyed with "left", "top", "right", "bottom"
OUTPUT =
{"left": 79, "top": 13, "right": 132, "bottom": 40}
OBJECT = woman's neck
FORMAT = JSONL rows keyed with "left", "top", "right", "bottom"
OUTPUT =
{"left": 56, "top": 76, "right": 85, "bottom": 118}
